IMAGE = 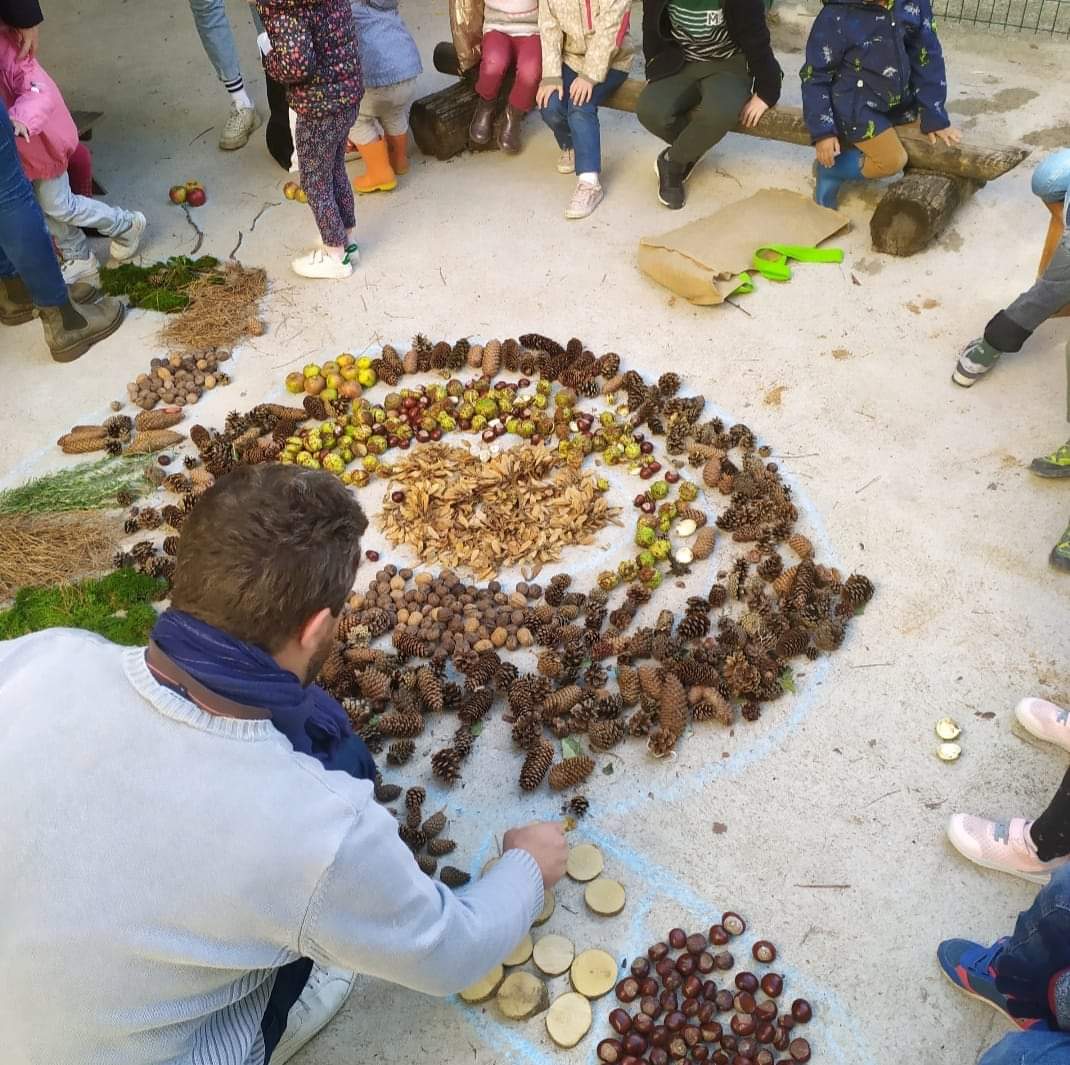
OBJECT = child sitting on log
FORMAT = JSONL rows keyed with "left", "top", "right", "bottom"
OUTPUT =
{"left": 534, "top": 0, "right": 635, "bottom": 219}
{"left": 468, "top": 0, "right": 541, "bottom": 153}
{"left": 257, "top": 0, "right": 364, "bottom": 280}
{"left": 349, "top": 0, "right": 423, "bottom": 191}
{"left": 799, "top": 0, "right": 960, "bottom": 209}
{"left": 0, "top": 26, "right": 146, "bottom": 283}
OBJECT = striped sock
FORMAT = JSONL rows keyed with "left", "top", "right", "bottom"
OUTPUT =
{"left": 223, "top": 75, "right": 253, "bottom": 111}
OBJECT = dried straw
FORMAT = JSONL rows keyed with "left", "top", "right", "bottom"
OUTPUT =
{"left": 0, "top": 511, "right": 123, "bottom": 599}
{"left": 158, "top": 262, "right": 267, "bottom": 353}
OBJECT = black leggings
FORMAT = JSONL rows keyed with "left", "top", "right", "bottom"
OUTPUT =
{"left": 1031, "top": 765, "right": 1070, "bottom": 861}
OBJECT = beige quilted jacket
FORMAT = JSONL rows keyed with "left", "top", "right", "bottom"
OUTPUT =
{"left": 538, "top": 0, "right": 635, "bottom": 87}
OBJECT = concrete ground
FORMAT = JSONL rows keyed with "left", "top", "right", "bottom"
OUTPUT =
{"left": 3, "top": 2, "right": 1069, "bottom": 1063}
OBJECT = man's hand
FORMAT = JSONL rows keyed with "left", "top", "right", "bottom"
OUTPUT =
{"left": 503, "top": 821, "right": 568, "bottom": 888}
{"left": 535, "top": 85, "right": 558, "bottom": 110}
{"left": 11, "top": 119, "right": 29, "bottom": 141}
{"left": 927, "top": 126, "right": 961, "bottom": 148}
{"left": 738, "top": 95, "right": 769, "bottom": 129}
{"left": 569, "top": 76, "right": 594, "bottom": 107}
{"left": 814, "top": 135, "right": 840, "bottom": 168}
{"left": 16, "top": 26, "right": 39, "bottom": 60}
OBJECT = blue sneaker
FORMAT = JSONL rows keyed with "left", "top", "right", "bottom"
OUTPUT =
{"left": 938, "top": 938, "right": 1016, "bottom": 1021}
{"left": 814, "top": 146, "right": 864, "bottom": 208}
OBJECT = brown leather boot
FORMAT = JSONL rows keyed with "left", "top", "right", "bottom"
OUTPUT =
{"left": 498, "top": 105, "right": 525, "bottom": 154}
{"left": 37, "top": 296, "right": 124, "bottom": 363}
{"left": 468, "top": 97, "right": 496, "bottom": 147}
{"left": 0, "top": 275, "right": 33, "bottom": 325}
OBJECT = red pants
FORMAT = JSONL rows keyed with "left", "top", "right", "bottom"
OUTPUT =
{"left": 67, "top": 143, "right": 93, "bottom": 197}
{"left": 475, "top": 31, "right": 541, "bottom": 112}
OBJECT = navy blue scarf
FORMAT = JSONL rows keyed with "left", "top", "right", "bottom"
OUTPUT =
{"left": 151, "top": 609, "right": 375, "bottom": 781}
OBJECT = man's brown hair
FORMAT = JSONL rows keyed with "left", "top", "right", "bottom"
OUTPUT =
{"left": 170, "top": 464, "right": 368, "bottom": 651}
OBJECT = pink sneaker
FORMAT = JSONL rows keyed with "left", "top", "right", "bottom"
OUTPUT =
{"left": 1015, "top": 696, "right": 1070, "bottom": 753}
{"left": 947, "top": 814, "right": 1069, "bottom": 884}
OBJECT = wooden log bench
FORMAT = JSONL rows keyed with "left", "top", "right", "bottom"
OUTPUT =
{"left": 411, "top": 42, "right": 1029, "bottom": 256}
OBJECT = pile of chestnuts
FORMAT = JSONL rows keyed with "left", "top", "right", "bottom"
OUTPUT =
{"left": 598, "top": 913, "right": 813, "bottom": 1065}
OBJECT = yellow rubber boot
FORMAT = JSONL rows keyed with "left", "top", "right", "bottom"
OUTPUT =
{"left": 353, "top": 139, "right": 397, "bottom": 194}
{"left": 385, "top": 132, "right": 410, "bottom": 176}
{"left": 1039, "top": 201, "right": 1070, "bottom": 317}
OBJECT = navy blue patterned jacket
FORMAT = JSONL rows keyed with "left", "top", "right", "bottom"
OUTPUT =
{"left": 799, "top": 0, "right": 950, "bottom": 144}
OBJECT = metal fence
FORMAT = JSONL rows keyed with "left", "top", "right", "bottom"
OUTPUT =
{"left": 933, "top": 0, "right": 1070, "bottom": 35}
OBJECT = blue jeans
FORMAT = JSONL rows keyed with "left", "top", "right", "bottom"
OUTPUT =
{"left": 0, "top": 101, "right": 66, "bottom": 306}
{"left": 539, "top": 65, "right": 629, "bottom": 175}
{"left": 189, "top": 0, "right": 243, "bottom": 83}
{"left": 1032, "top": 148, "right": 1070, "bottom": 226}
{"left": 980, "top": 1030, "right": 1070, "bottom": 1064}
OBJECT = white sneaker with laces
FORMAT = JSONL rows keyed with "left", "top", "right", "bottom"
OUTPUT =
{"left": 61, "top": 253, "right": 99, "bottom": 284}
{"left": 1015, "top": 697, "right": 1070, "bottom": 753}
{"left": 565, "top": 180, "right": 603, "bottom": 220}
{"left": 292, "top": 248, "right": 354, "bottom": 280}
{"left": 947, "top": 814, "right": 1068, "bottom": 884}
{"left": 556, "top": 148, "right": 575, "bottom": 174}
{"left": 109, "top": 212, "right": 146, "bottom": 262}
{"left": 269, "top": 965, "right": 355, "bottom": 1065}
{"left": 220, "top": 105, "right": 262, "bottom": 151}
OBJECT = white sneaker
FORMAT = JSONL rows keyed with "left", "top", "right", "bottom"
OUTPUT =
{"left": 270, "top": 965, "right": 355, "bottom": 1065}
{"left": 1015, "top": 696, "right": 1070, "bottom": 753}
{"left": 556, "top": 148, "right": 575, "bottom": 174}
{"left": 220, "top": 105, "right": 262, "bottom": 151}
{"left": 565, "top": 180, "right": 603, "bottom": 220}
{"left": 109, "top": 212, "right": 146, "bottom": 262}
{"left": 947, "top": 814, "right": 1068, "bottom": 885}
{"left": 292, "top": 248, "right": 354, "bottom": 280}
{"left": 61, "top": 253, "right": 99, "bottom": 284}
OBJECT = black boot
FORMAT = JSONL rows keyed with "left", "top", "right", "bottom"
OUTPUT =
{"left": 0, "top": 276, "right": 34, "bottom": 325}
{"left": 498, "top": 105, "right": 525, "bottom": 154}
{"left": 36, "top": 296, "right": 124, "bottom": 363}
{"left": 469, "top": 97, "right": 497, "bottom": 148}
{"left": 656, "top": 149, "right": 690, "bottom": 210}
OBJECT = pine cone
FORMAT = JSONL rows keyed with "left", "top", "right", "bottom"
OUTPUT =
{"left": 519, "top": 332, "right": 564, "bottom": 356}
{"left": 656, "top": 674, "right": 687, "bottom": 744}
{"left": 692, "top": 691, "right": 733, "bottom": 726}
{"left": 421, "top": 809, "right": 448, "bottom": 838}
{"left": 692, "top": 527, "right": 717, "bottom": 561}
{"left": 512, "top": 712, "right": 543, "bottom": 750}
{"left": 596, "top": 352, "right": 620, "bottom": 377}
{"left": 431, "top": 746, "right": 462, "bottom": 784}
{"left": 134, "top": 408, "right": 183, "bottom": 432}
{"left": 359, "top": 669, "right": 392, "bottom": 701}
{"left": 638, "top": 665, "right": 662, "bottom": 700}
{"left": 626, "top": 707, "right": 655, "bottom": 736}
{"left": 427, "top": 837, "right": 457, "bottom": 857}
{"left": 136, "top": 507, "right": 162, "bottom": 530}
{"left": 775, "top": 629, "right": 809, "bottom": 659}
{"left": 404, "top": 786, "right": 426, "bottom": 812}
{"left": 458, "top": 688, "right": 493, "bottom": 725}
{"left": 379, "top": 711, "right": 424, "bottom": 737}
{"left": 482, "top": 339, "right": 503, "bottom": 378}
{"left": 393, "top": 629, "right": 433, "bottom": 658}
{"left": 772, "top": 565, "right": 798, "bottom": 600}
{"left": 398, "top": 823, "right": 426, "bottom": 850}
{"left": 657, "top": 371, "right": 681, "bottom": 397}
{"left": 741, "top": 700, "right": 762, "bottom": 722}
{"left": 617, "top": 665, "right": 641, "bottom": 707}
{"left": 788, "top": 533, "right": 814, "bottom": 559}
{"left": 842, "top": 573, "right": 874, "bottom": 606}
{"left": 417, "top": 854, "right": 438, "bottom": 877}
{"left": 386, "top": 740, "right": 415, "bottom": 765}
{"left": 677, "top": 612, "right": 711, "bottom": 641}
{"left": 569, "top": 795, "right": 590, "bottom": 818}
{"left": 589, "top": 719, "right": 625, "bottom": 751}
{"left": 125, "top": 429, "right": 185, "bottom": 455}
{"left": 452, "top": 724, "right": 476, "bottom": 758}
{"left": 519, "top": 738, "right": 554, "bottom": 791}
{"left": 547, "top": 755, "right": 595, "bottom": 791}
{"left": 373, "top": 775, "right": 402, "bottom": 803}
{"left": 543, "top": 685, "right": 583, "bottom": 716}
{"left": 417, "top": 667, "right": 444, "bottom": 712}
{"left": 440, "top": 866, "right": 471, "bottom": 889}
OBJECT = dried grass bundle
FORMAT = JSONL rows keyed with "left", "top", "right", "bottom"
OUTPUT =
{"left": 158, "top": 262, "right": 267, "bottom": 353}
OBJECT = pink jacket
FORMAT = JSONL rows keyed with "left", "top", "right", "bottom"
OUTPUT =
{"left": 0, "top": 28, "right": 78, "bottom": 180}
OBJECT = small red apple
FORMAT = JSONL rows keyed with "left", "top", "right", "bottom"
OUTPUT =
{"left": 185, "top": 180, "right": 203, "bottom": 191}
{"left": 169, "top": 185, "right": 187, "bottom": 204}
{"left": 185, "top": 186, "right": 207, "bottom": 207}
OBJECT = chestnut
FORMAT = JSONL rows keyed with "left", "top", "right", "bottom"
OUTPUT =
{"left": 756, "top": 1023, "right": 776, "bottom": 1045}
{"left": 700, "top": 1022, "right": 724, "bottom": 1043}
{"left": 702, "top": 981, "right": 719, "bottom": 1002}
{"left": 683, "top": 1025, "right": 703, "bottom": 1048}
{"left": 665, "top": 1011, "right": 687, "bottom": 1033}
{"left": 669, "top": 928, "right": 688, "bottom": 950}
{"left": 686, "top": 932, "right": 708, "bottom": 955}
{"left": 732, "top": 1057, "right": 755, "bottom": 1065}
{"left": 668, "top": 1036, "right": 689, "bottom": 1060}
{"left": 709, "top": 925, "right": 730, "bottom": 946}
{"left": 712, "top": 1052, "right": 731, "bottom": 1065}
{"left": 714, "top": 990, "right": 735, "bottom": 1012}
{"left": 650, "top": 1050, "right": 670, "bottom": 1065}
{"left": 623, "top": 1032, "right": 650, "bottom": 1057}
{"left": 641, "top": 977, "right": 660, "bottom": 998}
{"left": 664, "top": 973, "right": 684, "bottom": 992}
{"left": 632, "top": 957, "right": 652, "bottom": 979}
{"left": 619, "top": 1057, "right": 641, "bottom": 1065}
{"left": 714, "top": 952, "right": 735, "bottom": 972}
{"left": 731, "top": 1014, "right": 756, "bottom": 1037}
{"left": 734, "top": 992, "right": 756, "bottom": 1014}
{"left": 697, "top": 952, "right": 716, "bottom": 974}
{"left": 735, "top": 973, "right": 759, "bottom": 994}
{"left": 676, "top": 954, "right": 697, "bottom": 977}
{"left": 656, "top": 959, "right": 676, "bottom": 980}
{"left": 649, "top": 942, "right": 670, "bottom": 962}
{"left": 722, "top": 912, "right": 746, "bottom": 937}
{"left": 616, "top": 978, "right": 640, "bottom": 1003}
{"left": 610, "top": 1008, "right": 634, "bottom": 1034}
{"left": 633, "top": 1013, "right": 655, "bottom": 1037}
{"left": 698, "top": 1003, "right": 717, "bottom": 1025}
{"left": 641, "top": 996, "right": 663, "bottom": 1019}
{"left": 598, "top": 1039, "right": 625, "bottom": 1063}
{"left": 752, "top": 941, "right": 777, "bottom": 964}
{"left": 720, "top": 1035, "right": 738, "bottom": 1053}
{"left": 788, "top": 1038, "right": 811, "bottom": 1063}
{"left": 755, "top": 1052, "right": 774, "bottom": 1065}
{"left": 737, "top": 1038, "right": 758, "bottom": 1059}
{"left": 755, "top": 1002, "right": 777, "bottom": 1024}
{"left": 692, "top": 1045, "right": 710, "bottom": 1063}
{"left": 682, "top": 997, "right": 700, "bottom": 1018}
{"left": 790, "top": 1000, "right": 812, "bottom": 1024}
{"left": 772, "top": 1028, "right": 790, "bottom": 1052}
{"left": 760, "top": 973, "right": 783, "bottom": 998}
{"left": 683, "top": 975, "right": 703, "bottom": 1000}
{"left": 660, "top": 990, "right": 680, "bottom": 1012}
{"left": 652, "top": 1025, "right": 670, "bottom": 1048}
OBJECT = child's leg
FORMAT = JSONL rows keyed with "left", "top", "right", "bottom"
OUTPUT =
{"left": 1032, "top": 149, "right": 1070, "bottom": 226}
{"left": 508, "top": 35, "right": 542, "bottom": 112}
{"left": 352, "top": 91, "right": 385, "bottom": 147}
{"left": 665, "top": 59, "right": 751, "bottom": 168}
{"left": 380, "top": 80, "right": 417, "bottom": 174}
{"left": 295, "top": 112, "right": 349, "bottom": 250}
{"left": 854, "top": 127, "right": 908, "bottom": 180}
{"left": 332, "top": 105, "right": 359, "bottom": 241}
{"left": 636, "top": 66, "right": 704, "bottom": 150}
{"left": 539, "top": 66, "right": 577, "bottom": 150}
{"left": 474, "top": 31, "right": 515, "bottom": 102}
{"left": 67, "top": 143, "right": 93, "bottom": 198}
{"left": 33, "top": 174, "right": 134, "bottom": 261}
{"left": 566, "top": 67, "right": 629, "bottom": 179}
{"left": 188, "top": 0, "right": 253, "bottom": 110}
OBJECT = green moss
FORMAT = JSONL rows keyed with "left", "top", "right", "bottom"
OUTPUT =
{"left": 99, "top": 255, "right": 220, "bottom": 313}
{"left": 0, "top": 569, "right": 165, "bottom": 645}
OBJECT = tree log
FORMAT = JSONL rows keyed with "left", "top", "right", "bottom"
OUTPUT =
{"left": 428, "top": 41, "right": 1028, "bottom": 181}
{"left": 410, "top": 80, "right": 482, "bottom": 161}
{"left": 870, "top": 171, "right": 975, "bottom": 256}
